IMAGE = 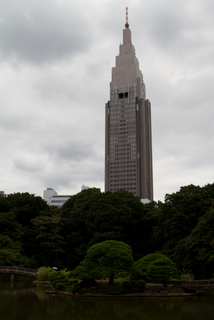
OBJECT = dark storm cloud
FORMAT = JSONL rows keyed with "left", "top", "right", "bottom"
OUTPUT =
{"left": 0, "top": 7, "right": 90, "bottom": 64}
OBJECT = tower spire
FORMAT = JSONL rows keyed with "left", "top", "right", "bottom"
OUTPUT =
{"left": 125, "top": 7, "right": 129, "bottom": 28}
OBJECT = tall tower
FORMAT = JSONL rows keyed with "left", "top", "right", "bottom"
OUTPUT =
{"left": 105, "top": 8, "right": 153, "bottom": 201}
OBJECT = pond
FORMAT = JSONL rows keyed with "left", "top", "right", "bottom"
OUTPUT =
{"left": 1, "top": 274, "right": 214, "bottom": 320}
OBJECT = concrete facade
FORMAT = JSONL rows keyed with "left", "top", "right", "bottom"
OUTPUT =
{"left": 43, "top": 188, "right": 71, "bottom": 207}
{"left": 105, "top": 23, "right": 153, "bottom": 201}
{"left": 43, "top": 185, "right": 90, "bottom": 207}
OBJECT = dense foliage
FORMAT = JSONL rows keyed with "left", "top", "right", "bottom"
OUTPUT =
{"left": 146, "top": 256, "right": 179, "bottom": 286}
{"left": 61, "top": 188, "right": 156, "bottom": 268}
{"left": 134, "top": 253, "right": 165, "bottom": 275}
{"left": 0, "top": 183, "right": 214, "bottom": 278}
{"left": 70, "top": 240, "right": 134, "bottom": 284}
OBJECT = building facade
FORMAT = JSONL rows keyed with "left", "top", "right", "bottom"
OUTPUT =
{"left": 105, "top": 17, "right": 153, "bottom": 201}
{"left": 43, "top": 185, "right": 90, "bottom": 207}
{"left": 43, "top": 188, "right": 71, "bottom": 207}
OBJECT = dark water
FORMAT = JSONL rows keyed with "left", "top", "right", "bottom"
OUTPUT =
{"left": 1, "top": 275, "right": 214, "bottom": 320}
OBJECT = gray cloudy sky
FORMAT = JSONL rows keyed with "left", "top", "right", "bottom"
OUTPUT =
{"left": 1, "top": 0, "right": 214, "bottom": 202}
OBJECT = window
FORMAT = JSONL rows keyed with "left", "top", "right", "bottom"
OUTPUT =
{"left": 118, "top": 92, "right": 129, "bottom": 99}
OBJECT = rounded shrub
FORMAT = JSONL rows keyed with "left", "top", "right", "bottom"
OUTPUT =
{"left": 49, "top": 271, "right": 70, "bottom": 290}
{"left": 134, "top": 253, "right": 165, "bottom": 275}
{"left": 146, "top": 256, "right": 179, "bottom": 286}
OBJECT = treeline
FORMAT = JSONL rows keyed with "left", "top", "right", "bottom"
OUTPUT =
{"left": 0, "top": 183, "right": 214, "bottom": 278}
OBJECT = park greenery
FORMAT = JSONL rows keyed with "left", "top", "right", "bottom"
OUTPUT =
{"left": 0, "top": 182, "right": 214, "bottom": 281}
{"left": 70, "top": 240, "right": 134, "bottom": 284}
{"left": 37, "top": 242, "right": 175, "bottom": 294}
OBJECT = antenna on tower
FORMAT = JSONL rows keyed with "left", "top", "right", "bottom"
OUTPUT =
{"left": 125, "top": 7, "right": 129, "bottom": 28}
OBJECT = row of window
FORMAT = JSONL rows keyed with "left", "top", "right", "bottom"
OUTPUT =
{"left": 110, "top": 189, "right": 137, "bottom": 194}
{"left": 110, "top": 108, "right": 135, "bottom": 114}
{"left": 110, "top": 148, "right": 136, "bottom": 152}
{"left": 110, "top": 135, "right": 135, "bottom": 139}
{"left": 110, "top": 183, "right": 137, "bottom": 186}
{"left": 110, "top": 155, "right": 136, "bottom": 159}
{"left": 111, "top": 120, "right": 135, "bottom": 125}
{"left": 110, "top": 143, "right": 136, "bottom": 148}
{"left": 110, "top": 103, "right": 135, "bottom": 109}
{"left": 110, "top": 125, "right": 136, "bottom": 130}
{"left": 110, "top": 128, "right": 136, "bottom": 133}
{"left": 110, "top": 119, "right": 136, "bottom": 124}
{"left": 110, "top": 151, "right": 136, "bottom": 155}
{"left": 110, "top": 178, "right": 136, "bottom": 183}
{"left": 110, "top": 132, "right": 136, "bottom": 137}
{"left": 110, "top": 132, "right": 135, "bottom": 137}
{"left": 109, "top": 167, "right": 136, "bottom": 171}
{"left": 110, "top": 163, "right": 136, "bottom": 167}
{"left": 110, "top": 149, "right": 137, "bottom": 154}
{"left": 110, "top": 174, "right": 136, "bottom": 178}
{"left": 110, "top": 121, "right": 135, "bottom": 126}
{"left": 110, "top": 111, "right": 136, "bottom": 116}
{"left": 110, "top": 140, "right": 135, "bottom": 145}
{"left": 110, "top": 170, "right": 136, "bottom": 173}
{"left": 110, "top": 156, "right": 136, "bottom": 161}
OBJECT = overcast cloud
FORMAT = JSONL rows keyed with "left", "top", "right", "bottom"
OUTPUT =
{"left": 0, "top": 0, "right": 214, "bottom": 202}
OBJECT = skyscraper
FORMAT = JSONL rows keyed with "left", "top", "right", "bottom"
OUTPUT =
{"left": 105, "top": 9, "right": 153, "bottom": 201}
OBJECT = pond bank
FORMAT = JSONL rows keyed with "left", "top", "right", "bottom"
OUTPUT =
{"left": 33, "top": 280, "right": 202, "bottom": 298}
{"left": 45, "top": 289, "right": 201, "bottom": 298}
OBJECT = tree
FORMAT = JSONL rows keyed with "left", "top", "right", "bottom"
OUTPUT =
{"left": 0, "top": 234, "right": 23, "bottom": 266}
{"left": 0, "top": 249, "right": 23, "bottom": 266}
{"left": 2, "top": 193, "right": 50, "bottom": 261}
{"left": 31, "top": 209, "right": 64, "bottom": 266}
{"left": 134, "top": 253, "right": 165, "bottom": 276}
{"left": 6, "top": 192, "right": 49, "bottom": 227}
{"left": 0, "top": 211, "right": 23, "bottom": 244}
{"left": 146, "top": 256, "right": 179, "bottom": 286}
{"left": 61, "top": 188, "right": 157, "bottom": 269}
{"left": 71, "top": 240, "right": 134, "bottom": 284}
{"left": 151, "top": 183, "right": 214, "bottom": 257}
{"left": 184, "top": 208, "right": 214, "bottom": 278}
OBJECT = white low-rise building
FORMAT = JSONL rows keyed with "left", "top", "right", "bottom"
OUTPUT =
{"left": 43, "top": 185, "right": 91, "bottom": 207}
{"left": 43, "top": 188, "right": 71, "bottom": 207}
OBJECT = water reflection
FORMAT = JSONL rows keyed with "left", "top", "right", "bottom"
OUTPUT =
{"left": 0, "top": 275, "right": 214, "bottom": 320}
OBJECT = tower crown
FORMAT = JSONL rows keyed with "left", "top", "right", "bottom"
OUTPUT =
{"left": 125, "top": 7, "right": 129, "bottom": 28}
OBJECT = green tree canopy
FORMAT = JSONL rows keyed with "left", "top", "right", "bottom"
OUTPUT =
{"left": 61, "top": 188, "right": 157, "bottom": 269}
{"left": 6, "top": 192, "right": 49, "bottom": 227}
{"left": 31, "top": 209, "right": 64, "bottom": 267}
{"left": 0, "top": 211, "right": 22, "bottom": 244}
{"left": 0, "top": 193, "right": 51, "bottom": 267}
{"left": 151, "top": 183, "right": 214, "bottom": 257}
{"left": 134, "top": 253, "right": 165, "bottom": 274}
{"left": 146, "top": 256, "right": 179, "bottom": 286}
{"left": 183, "top": 208, "right": 214, "bottom": 278}
{"left": 71, "top": 240, "right": 134, "bottom": 284}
